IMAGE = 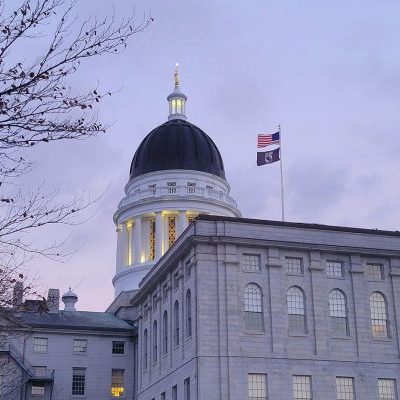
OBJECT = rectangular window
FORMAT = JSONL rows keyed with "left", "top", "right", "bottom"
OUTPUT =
{"left": 72, "top": 367, "right": 86, "bottom": 396}
{"left": 184, "top": 378, "right": 190, "bottom": 400}
{"left": 367, "top": 264, "right": 383, "bottom": 281}
{"left": 286, "top": 257, "right": 303, "bottom": 274}
{"left": 168, "top": 216, "right": 176, "bottom": 247}
{"left": 161, "top": 392, "right": 166, "bottom": 400}
{"left": 167, "top": 182, "right": 176, "bottom": 194}
{"left": 293, "top": 375, "right": 312, "bottom": 400}
{"left": 31, "top": 382, "right": 45, "bottom": 395}
{"left": 33, "top": 366, "right": 47, "bottom": 378}
{"left": 112, "top": 341, "right": 125, "bottom": 355}
{"left": 149, "top": 218, "right": 156, "bottom": 261}
{"left": 378, "top": 379, "right": 396, "bottom": 400}
{"left": 248, "top": 373, "right": 267, "bottom": 400}
{"left": 111, "top": 369, "right": 125, "bottom": 397}
{"left": 73, "top": 339, "right": 87, "bottom": 353}
{"left": 243, "top": 254, "right": 261, "bottom": 272}
{"left": 187, "top": 182, "right": 196, "bottom": 194}
{"left": 336, "top": 377, "right": 354, "bottom": 400}
{"left": 163, "top": 282, "right": 169, "bottom": 301}
{"left": 33, "top": 337, "right": 48, "bottom": 353}
{"left": 148, "top": 184, "right": 156, "bottom": 195}
{"left": 172, "top": 385, "right": 178, "bottom": 400}
{"left": 327, "top": 261, "right": 344, "bottom": 278}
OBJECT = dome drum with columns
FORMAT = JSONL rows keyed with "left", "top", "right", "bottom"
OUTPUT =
{"left": 112, "top": 68, "right": 241, "bottom": 296}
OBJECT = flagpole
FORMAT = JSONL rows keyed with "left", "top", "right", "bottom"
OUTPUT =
{"left": 278, "top": 124, "right": 285, "bottom": 222}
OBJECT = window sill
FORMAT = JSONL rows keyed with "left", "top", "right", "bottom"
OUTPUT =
{"left": 367, "top": 279, "right": 384, "bottom": 282}
{"left": 372, "top": 337, "right": 391, "bottom": 342}
{"left": 288, "top": 333, "right": 308, "bottom": 338}
{"left": 331, "top": 335, "right": 352, "bottom": 340}
{"left": 73, "top": 352, "right": 88, "bottom": 355}
{"left": 286, "top": 272, "right": 304, "bottom": 277}
{"left": 244, "top": 331, "right": 266, "bottom": 336}
{"left": 243, "top": 270, "right": 262, "bottom": 274}
{"left": 112, "top": 354, "right": 126, "bottom": 357}
{"left": 327, "top": 276, "right": 346, "bottom": 280}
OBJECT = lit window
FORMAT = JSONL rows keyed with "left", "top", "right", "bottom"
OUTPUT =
{"left": 186, "top": 290, "right": 192, "bottom": 338}
{"left": 243, "top": 254, "right": 261, "bottom": 272}
{"left": 184, "top": 377, "right": 190, "bottom": 400}
{"left": 168, "top": 216, "right": 176, "bottom": 248}
{"left": 293, "top": 375, "right": 312, "bottom": 400}
{"left": 336, "top": 377, "right": 354, "bottom": 400}
{"left": 72, "top": 367, "right": 86, "bottom": 396}
{"left": 73, "top": 339, "right": 87, "bottom": 353}
{"left": 370, "top": 292, "right": 389, "bottom": 338}
{"left": 286, "top": 257, "right": 303, "bottom": 274}
{"left": 327, "top": 261, "right": 344, "bottom": 278}
{"left": 163, "top": 311, "right": 168, "bottom": 355}
{"left": 33, "top": 337, "right": 48, "bottom": 353}
{"left": 111, "top": 369, "right": 125, "bottom": 397}
{"left": 287, "top": 287, "right": 306, "bottom": 334}
{"left": 244, "top": 284, "right": 264, "bottom": 332}
{"left": 329, "top": 290, "right": 348, "bottom": 337}
{"left": 367, "top": 264, "right": 383, "bottom": 281}
{"left": 143, "top": 329, "right": 148, "bottom": 370}
{"left": 152, "top": 320, "right": 158, "bottom": 364}
{"left": 32, "top": 382, "right": 45, "bottom": 395}
{"left": 112, "top": 341, "right": 125, "bottom": 355}
{"left": 174, "top": 301, "right": 180, "bottom": 347}
{"left": 378, "top": 379, "right": 397, "bottom": 400}
{"left": 248, "top": 373, "right": 267, "bottom": 400}
{"left": 149, "top": 218, "right": 156, "bottom": 261}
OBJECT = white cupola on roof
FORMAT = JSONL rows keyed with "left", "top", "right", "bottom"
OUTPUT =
{"left": 62, "top": 288, "right": 78, "bottom": 311}
{"left": 167, "top": 64, "right": 187, "bottom": 120}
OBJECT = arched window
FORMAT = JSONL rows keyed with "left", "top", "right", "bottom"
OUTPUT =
{"left": 152, "top": 320, "right": 158, "bottom": 364}
{"left": 329, "top": 289, "right": 348, "bottom": 336}
{"left": 174, "top": 301, "right": 180, "bottom": 347}
{"left": 143, "top": 329, "right": 148, "bottom": 370}
{"left": 370, "top": 292, "right": 389, "bottom": 338}
{"left": 186, "top": 290, "right": 192, "bottom": 338}
{"left": 162, "top": 311, "right": 168, "bottom": 355}
{"left": 244, "top": 284, "right": 264, "bottom": 332}
{"left": 287, "top": 286, "right": 306, "bottom": 334}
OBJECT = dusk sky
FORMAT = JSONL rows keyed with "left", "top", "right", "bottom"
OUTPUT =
{"left": 20, "top": 0, "right": 400, "bottom": 310}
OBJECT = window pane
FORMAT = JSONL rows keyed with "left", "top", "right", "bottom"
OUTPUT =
{"left": 32, "top": 382, "right": 45, "bottom": 395}
{"left": 243, "top": 254, "right": 261, "bottom": 271}
{"left": 367, "top": 264, "right": 383, "bottom": 281}
{"left": 378, "top": 379, "right": 396, "bottom": 400}
{"left": 329, "top": 290, "right": 348, "bottom": 336}
{"left": 186, "top": 290, "right": 192, "bottom": 338}
{"left": 244, "top": 284, "right": 264, "bottom": 332}
{"left": 153, "top": 320, "right": 158, "bottom": 363}
{"left": 172, "top": 385, "right": 178, "bottom": 400}
{"left": 327, "top": 261, "right": 343, "bottom": 277}
{"left": 336, "top": 377, "right": 354, "bottom": 400}
{"left": 143, "top": 329, "right": 148, "bottom": 370}
{"left": 112, "top": 341, "right": 125, "bottom": 355}
{"left": 248, "top": 374, "right": 267, "bottom": 400}
{"left": 111, "top": 369, "right": 125, "bottom": 397}
{"left": 72, "top": 367, "right": 86, "bottom": 396}
{"left": 33, "top": 337, "right": 48, "bottom": 353}
{"left": 370, "top": 292, "right": 388, "bottom": 338}
{"left": 287, "top": 287, "right": 306, "bottom": 334}
{"left": 163, "top": 311, "right": 168, "bottom": 355}
{"left": 174, "top": 301, "right": 180, "bottom": 346}
{"left": 293, "top": 375, "right": 312, "bottom": 400}
{"left": 184, "top": 377, "right": 191, "bottom": 400}
{"left": 286, "top": 257, "right": 303, "bottom": 274}
{"left": 73, "top": 339, "right": 87, "bottom": 353}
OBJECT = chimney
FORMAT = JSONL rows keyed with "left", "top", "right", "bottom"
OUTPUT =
{"left": 47, "top": 289, "right": 60, "bottom": 313}
{"left": 13, "top": 281, "right": 24, "bottom": 309}
{"left": 62, "top": 288, "right": 78, "bottom": 312}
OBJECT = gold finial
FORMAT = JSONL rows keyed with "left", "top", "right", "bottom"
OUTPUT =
{"left": 174, "top": 62, "right": 180, "bottom": 87}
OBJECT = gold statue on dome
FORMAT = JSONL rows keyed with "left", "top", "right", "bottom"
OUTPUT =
{"left": 174, "top": 63, "right": 180, "bottom": 87}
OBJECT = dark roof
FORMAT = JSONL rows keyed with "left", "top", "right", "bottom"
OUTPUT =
{"left": 129, "top": 119, "right": 226, "bottom": 180}
{"left": 16, "top": 311, "right": 133, "bottom": 333}
{"left": 196, "top": 214, "right": 400, "bottom": 237}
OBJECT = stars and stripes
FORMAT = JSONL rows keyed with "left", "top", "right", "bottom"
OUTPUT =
{"left": 257, "top": 132, "right": 280, "bottom": 148}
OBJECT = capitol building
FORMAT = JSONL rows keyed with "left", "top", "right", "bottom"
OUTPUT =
{"left": 1, "top": 72, "right": 400, "bottom": 400}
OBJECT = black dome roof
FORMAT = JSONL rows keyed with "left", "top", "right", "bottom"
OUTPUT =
{"left": 129, "top": 119, "right": 226, "bottom": 180}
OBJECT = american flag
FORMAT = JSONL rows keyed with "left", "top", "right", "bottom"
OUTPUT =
{"left": 257, "top": 132, "right": 280, "bottom": 148}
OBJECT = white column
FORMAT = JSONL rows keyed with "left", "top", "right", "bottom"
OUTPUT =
{"left": 155, "top": 212, "right": 163, "bottom": 259}
{"left": 116, "top": 225, "right": 123, "bottom": 270}
{"left": 178, "top": 210, "right": 188, "bottom": 235}
{"left": 121, "top": 222, "right": 128, "bottom": 266}
{"left": 133, "top": 215, "right": 142, "bottom": 263}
